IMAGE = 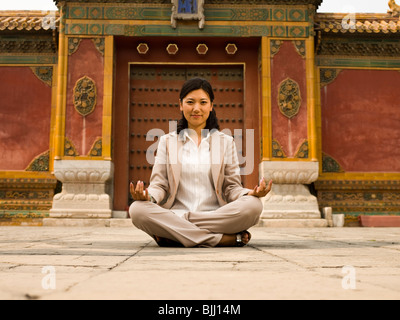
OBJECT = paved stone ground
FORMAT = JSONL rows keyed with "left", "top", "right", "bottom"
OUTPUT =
{"left": 0, "top": 225, "right": 399, "bottom": 300}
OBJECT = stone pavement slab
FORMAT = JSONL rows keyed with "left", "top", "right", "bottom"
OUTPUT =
{"left": 0, "top": 226, "right": 399, "bottom": 300}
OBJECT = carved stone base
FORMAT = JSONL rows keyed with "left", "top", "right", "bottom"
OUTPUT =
{"left": 259, "top": 161, "right": 327, "bottom": 227}
{"left": 50, "top": 160, "right": 113, "bottom": 219}
{"left": 261, "top": 184, "right": 321, "bottom": 219}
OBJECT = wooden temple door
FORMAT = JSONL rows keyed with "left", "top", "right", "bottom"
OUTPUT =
{"left": 129, "top": 64, "right": 252, "bottom": 205}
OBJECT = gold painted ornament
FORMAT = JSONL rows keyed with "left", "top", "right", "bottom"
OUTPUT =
{"left": 73, "top": 76, "right": 97, "bottom": 116}
{"left": 277, "top": 78, "right": 301, "bottom": 119}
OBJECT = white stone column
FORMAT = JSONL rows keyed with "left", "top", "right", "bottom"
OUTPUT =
{"left": 259, "top": 161, "right": 327, "bottom": 227}
{"left": 50, "top": 160, "right": 114, "bottom": 218}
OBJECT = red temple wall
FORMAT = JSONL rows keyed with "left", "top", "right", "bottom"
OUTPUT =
{"left": 0, "top": 66, "right": 52, "bottom": 170}
{"left": 65, "top": 39, "right": 104, "bottom": 156}
{"left": 271, "top": 40, "right": 308, "bottom": 158}
{"left": 321, "top": 69, "right": 400, "bottom": 172}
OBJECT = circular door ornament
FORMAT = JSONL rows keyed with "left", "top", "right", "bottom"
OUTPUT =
{"left": 278, "top": 78, "right": 301, "bottom": 119}
{"left": 196, "top": 43, "right": 208, "bottom": 55}
{"left": 225, "top": 43, "right": 238, "bottom": 55}
{"left": 137, "top": 43, "right": 149, "bottom": 54}
{"left": 73, "top": 76, "right": 97, "bottom": 116}
{"left": 166, "top": 43, "right": 179, "bottom": 55}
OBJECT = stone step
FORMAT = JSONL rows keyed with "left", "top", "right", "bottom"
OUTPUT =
{"left": 43, "top": 218, "right": 133, "bottom": 228}
{"left": 257, "top": 219, "right": 328, "bottom": 228}
{"left": 42, "top": 217, "right": 329, "bottom": 228}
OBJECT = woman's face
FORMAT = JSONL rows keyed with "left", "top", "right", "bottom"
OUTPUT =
{"left": 180, "top": 88, "right": 213, "bottom": 133}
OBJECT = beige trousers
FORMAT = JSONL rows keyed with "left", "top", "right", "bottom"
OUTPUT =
{"left": 129, "top": 196, "right": 263, "bottom": 248}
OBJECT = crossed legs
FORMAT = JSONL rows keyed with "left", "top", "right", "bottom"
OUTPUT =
{"left": 129, "top": 196, "right": 263, "bottom": 248}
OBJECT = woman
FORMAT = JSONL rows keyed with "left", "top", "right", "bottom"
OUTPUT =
{"left": 130, "top": 78, "right": 272, "bottom": 247}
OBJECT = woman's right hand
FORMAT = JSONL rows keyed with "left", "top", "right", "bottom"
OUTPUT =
{"left": 130, "top": 181, "right": 150, "bottom": 201}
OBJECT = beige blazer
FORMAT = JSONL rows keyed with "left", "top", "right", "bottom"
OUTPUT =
{"left": 148, "top": 130, "right": 251, "bottom": 209}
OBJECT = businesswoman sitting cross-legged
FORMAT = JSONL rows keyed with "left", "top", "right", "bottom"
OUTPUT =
{"left": 129, "top": 78, "right": 272, "bottom": 248}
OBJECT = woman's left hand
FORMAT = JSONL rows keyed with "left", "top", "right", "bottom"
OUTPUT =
{"left": 247, "top": 178, "right": 273, "bottom": 198}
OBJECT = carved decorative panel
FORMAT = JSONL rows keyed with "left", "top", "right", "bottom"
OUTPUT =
{"left": 277, "top": 78, "right": 302, "bottom": 119}
{"left": 314, "top": 179, "right": 400, "bottom": 225}
{"left": 272, "top": 139, "right": 286, "bottom": 158}
{"left": 92, "top": 38, "right": 105, "bottom": 55}
{"left": 73, "top": 76, "right": 97, "bottom": 116}
{"left": 293, "top": 40, "right": 306, "bottom": 58}
{"left": 89, "top": 138, "right": 102, "bottom": 156}
{"left": 68, "top": 37, "right": 82, "bottom": 55}
{"left": 64, "top": 137, "right": 79, "bottom": 156}
{"left": 322, "top": 152, "right": 343, "bottom": 173}
{"left": 30, "top": 66, "right": 53, "bottom": 86}
{"left": 270, "top": 39, "right": 283, "bottom": 57}
{"left": 295, "top": 140, "right": 309, "bottom": 159}
{"left": 26, "top": 151, "right": 50, "bottom": 171}
{"left": 320, "top": 68, "right": 342, "bottom": 87}
{"left": 0, "top": 177, "right": 57, "bottom": 219}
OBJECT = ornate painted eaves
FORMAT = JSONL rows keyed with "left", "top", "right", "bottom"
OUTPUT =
{"left": 0, "top": 11, "right": 59, "bottom": 31}
{"left": 54, "top": 0, "right": 323, "bottom": 6}
{"left": 316, "top": 13, "right": 400, "bottom": 34}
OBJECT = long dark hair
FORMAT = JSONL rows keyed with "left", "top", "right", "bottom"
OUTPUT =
{"left": 177, "top": 78, "right": 220, "bottom": 134}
